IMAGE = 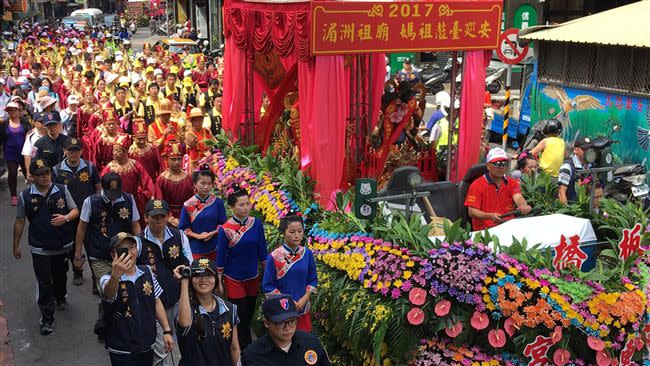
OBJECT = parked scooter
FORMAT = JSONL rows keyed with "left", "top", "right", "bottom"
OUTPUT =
{"left": 422, "top": 64, "right": 446, "bottom": 94}
{"left": 455, "top": 65, "right": 505, "bottom": 93}
{"left": 603, "top": 162, "right": 648, "bottom": 204}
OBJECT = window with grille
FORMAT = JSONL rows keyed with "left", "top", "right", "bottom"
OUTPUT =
{"left": 538, "top": 41, "right": 650, "bottom": 97}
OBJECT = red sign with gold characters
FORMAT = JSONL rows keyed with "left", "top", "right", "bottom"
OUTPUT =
{"left": 311, "top": 1, "right": 503, "bottom": 55}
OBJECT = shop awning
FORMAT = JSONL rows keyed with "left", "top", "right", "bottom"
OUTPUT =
{"left": 520, "top": 0, "right": 650, "bottom": 48}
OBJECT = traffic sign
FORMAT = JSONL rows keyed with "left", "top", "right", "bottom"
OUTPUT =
{"left": 496, "top": 28, "right": 529, "bottom": 65}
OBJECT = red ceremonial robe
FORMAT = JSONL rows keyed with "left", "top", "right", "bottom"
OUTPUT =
{"left": 77, "top": 107, "right": 102, "bottom": 158}
{"left": 154, "top": 170, "right": 195, "bottom": 223}
{"left": 91, "top": 129, "right": 128, "bottom": 173}
{"left": 128, "top": 144, "right": 162, "bottom": 182}
{"left": 101, "top": 159, "right": 155, "bottom": 227}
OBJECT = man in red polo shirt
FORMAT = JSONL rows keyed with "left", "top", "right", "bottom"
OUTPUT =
{"left": 464, "top": 147, "right": 532, "bottom": 230}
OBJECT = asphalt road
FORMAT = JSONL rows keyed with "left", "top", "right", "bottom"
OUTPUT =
{"left": 0, "top": 178, "right": 110, "bottom": 365}
{"left": 0, "top": 29, "right": 172, "bottom": 366}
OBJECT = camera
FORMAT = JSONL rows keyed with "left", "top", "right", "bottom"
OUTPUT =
{"left": 181, "top": 267, "right": 208, "bottom": 278}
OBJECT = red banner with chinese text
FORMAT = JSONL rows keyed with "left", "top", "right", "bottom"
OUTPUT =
{"left": 311, "top": 1, "right": 503, "bottom": 55}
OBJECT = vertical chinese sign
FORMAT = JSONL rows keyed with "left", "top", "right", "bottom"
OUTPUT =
{"left": 311, "top": 1, "right": 503, "bottom": 55}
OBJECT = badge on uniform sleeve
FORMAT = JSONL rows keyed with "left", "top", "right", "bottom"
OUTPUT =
{"left": 168, "top": 245, "right": 180, "bottom": 260}
{"left": 304, "top": 350, "right": 318, "bottom": 365}
{"left": 142, "top": 281, "right": 153, "bottom": 296}
{"left": 118, "top": 207, "right": 130, "bottom": 219}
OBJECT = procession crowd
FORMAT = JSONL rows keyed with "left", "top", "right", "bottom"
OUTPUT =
{"left": 1, "top": 20, "right": 330, "bottom": 366}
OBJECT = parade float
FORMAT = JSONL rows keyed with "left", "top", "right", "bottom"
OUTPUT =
{"left": 217, "top": 0, "right": 650, "bottom": 364}
{"left": 199, "top": 134, "right": 650, "bottom": 366}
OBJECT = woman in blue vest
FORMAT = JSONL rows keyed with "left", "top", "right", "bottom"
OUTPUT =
{"left": 173, "top": 259, "right": 241, "bottom": 366}
{"left": 262, "top": 214, "right": 318, "bottom": 332}
{"left": 179, "top": 165, "right": 227, "bottom": 261}
{"left": 216, "top": 185, "right": 268, "bottom": 349}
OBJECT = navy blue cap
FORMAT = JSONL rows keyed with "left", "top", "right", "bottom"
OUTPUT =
{"left": 262, "top": 294, "right": 299, "bottom": 323}
{"left": 42, "top": 111, "right": 61, "bottom": 126}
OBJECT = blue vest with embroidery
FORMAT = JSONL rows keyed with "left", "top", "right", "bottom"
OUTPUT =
{"left": 85, "top": 193, "right": 135, "bottom": 260}
{"left": 103, "top": 265, "right": 157, "bottom": 354}
{"left": 137, "top": 228, "right": 188, "bottom": 308}
{"left": 177, "top": 299, "right": 236, "bottom": 366}
{"left": 53, "top": 160, "right": 97, "bottom": 209}
{"left": 21, "top": 184, "right": 74, "bottom": 251}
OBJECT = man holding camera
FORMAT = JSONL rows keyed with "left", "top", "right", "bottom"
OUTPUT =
{"left": 75, "top": 172, "right": 141, "bottom": 341}
{"left": 13, "top": 158, "right": 79, "bottom": 335}
{"left": 138, "top": 199, "right": 192, "bottom": 366}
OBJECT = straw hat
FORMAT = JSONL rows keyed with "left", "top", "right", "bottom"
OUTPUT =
{"left": 156, "top": 99, "right": 172, "bottom": 115}
{"left": 187, "top": 107, "right": 204, "bottom": 119}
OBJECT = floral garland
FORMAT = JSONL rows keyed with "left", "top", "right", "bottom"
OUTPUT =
{"left": 196, "top": 150, "right": 299, "bottom": 225}
{"left": 309, "top": 224, "right": 650, "bottom": 363}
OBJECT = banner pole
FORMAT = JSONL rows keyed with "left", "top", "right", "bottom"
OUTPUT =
{"left": 502, "top": 65, "right": 512, "bottom": 149}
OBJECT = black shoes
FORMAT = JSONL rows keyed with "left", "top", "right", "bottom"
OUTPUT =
{"left": 55, "top": 300, "right": 67, "bottom": 311}
{"left": 40, "top": 320, "right": 54, "bottom": 335}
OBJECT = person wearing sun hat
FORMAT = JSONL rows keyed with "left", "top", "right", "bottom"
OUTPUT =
{"left": 180, "top": 76, "right": 199, "bottom": 111}
{"left": 184, "top": 107, "right": 215, "bottom": 172}
{"left": 464, "top": 147, "right": 532, "bottom": 231}
{"left": 147, "top": 98, "right": 181, "bottom": 152}
{"left": 13, "top": 157, "right": 79, "bottom": 335}
{"left": 1, "top": 101, "right": 31, "bottom": 205}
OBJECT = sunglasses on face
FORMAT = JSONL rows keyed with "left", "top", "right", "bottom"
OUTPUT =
{"left": 490, "top": 161, "right": 508, "bottom": 168}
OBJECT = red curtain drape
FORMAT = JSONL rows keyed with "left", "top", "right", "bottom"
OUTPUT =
{"left": 222, "top": 40, "right": 247, "bottom": 135}
{"left": 456, "top": 50, "right": 490, "bottom": 181}
{"left": 298, "top": 61, "right": 314, "bottom": 170}
{"left": 223, "top": 0, "right": 311, "bottom": 62}
{"left": 310, "top": 56, "right": 349, "bottom": 205}
{"left": 370, "top": 53, "right": 386, "bottom": 131}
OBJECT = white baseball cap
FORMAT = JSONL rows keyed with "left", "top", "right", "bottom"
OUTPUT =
{"left": 115, "top": 54, "right": 124, "bottom": 61}
{"left": 67, "top": 95, "right": 80, "bottom": 104}
{"left": 486, "top": 147, "right": 508, "bottom": 164}
{"left": 147, "top": 57, "right": 156, "bottom": 65}
{"left": 153, "top": 68, "right": 163, "bottom": 76}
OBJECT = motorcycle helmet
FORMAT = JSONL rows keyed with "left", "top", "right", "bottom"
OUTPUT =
{"left": 543, "top": 119, "right": 562, "bottom": 136}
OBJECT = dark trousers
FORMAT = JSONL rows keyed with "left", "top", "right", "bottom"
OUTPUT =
{"left": 32, "top": 252, "right": 68, "bottom": 323}
{"left": 68, "top": 218, "right": 83, "bottom": 276}
{"left": 109, "top": 350, "right": 153, "bottom": 366}
{"left": 6, "top": 160, "right": 26, "bottom": 197}
{"left": 230, "top": 296, "right": 257, "bottom": 350}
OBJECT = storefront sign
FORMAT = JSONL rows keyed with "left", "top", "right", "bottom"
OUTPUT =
{"left": 311, "top": 1, "right": 503, "bottom": 55}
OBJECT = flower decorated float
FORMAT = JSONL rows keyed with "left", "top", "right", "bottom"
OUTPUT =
{"left": 201, "top": 135, "right": 650, "bottom": 365}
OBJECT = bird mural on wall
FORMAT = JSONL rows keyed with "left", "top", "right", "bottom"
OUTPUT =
{"left": 542, "top": 85, "right": 605, "bottom": 130}
{"left": 636, "top": 108, "right": 650, "bottom": 151}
